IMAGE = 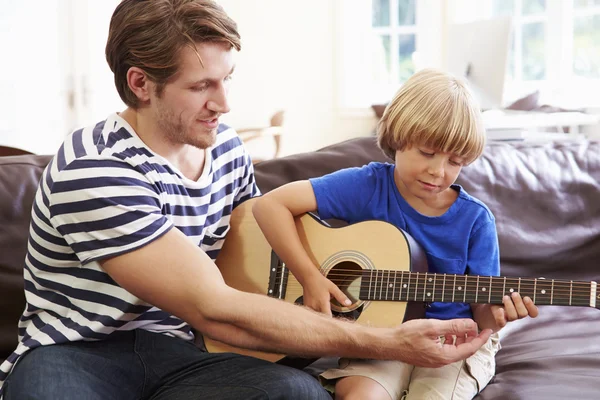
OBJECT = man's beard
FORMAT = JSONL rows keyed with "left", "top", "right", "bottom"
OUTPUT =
{"left": 156, "top": 103, "right": 217, "bottom": 150}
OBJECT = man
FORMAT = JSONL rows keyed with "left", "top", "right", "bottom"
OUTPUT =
{"left": 0, "top": 1, "right": 491, "bottom": 399}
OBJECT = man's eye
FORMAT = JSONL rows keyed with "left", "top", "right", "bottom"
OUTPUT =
{"left": 191, "top": 85, "right": 208, "bottom": 92}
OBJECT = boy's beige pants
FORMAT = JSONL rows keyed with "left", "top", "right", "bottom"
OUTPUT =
{"left": 320, "top": 333, "right": 500, "bottom": 400}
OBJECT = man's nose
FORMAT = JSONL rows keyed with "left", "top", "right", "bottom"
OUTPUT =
{"left": 207, "top": 83, "right": 230, "bottom": 114}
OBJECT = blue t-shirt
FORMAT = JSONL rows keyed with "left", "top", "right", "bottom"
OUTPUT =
{"left": 309, "top": 162, "right": 499, "bottom": 320}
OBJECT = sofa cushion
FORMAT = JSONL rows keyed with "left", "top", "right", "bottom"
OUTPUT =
{"left": 0, "top": 155, "right": 52, "bottom": 359}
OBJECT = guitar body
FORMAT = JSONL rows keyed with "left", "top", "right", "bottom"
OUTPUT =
{"left": 206, "top": 198, "right": 428, "bottom": 361}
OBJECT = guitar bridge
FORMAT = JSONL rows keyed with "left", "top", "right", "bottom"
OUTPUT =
{"left": 267, "top": 251, "right": 289, "bottom": 299}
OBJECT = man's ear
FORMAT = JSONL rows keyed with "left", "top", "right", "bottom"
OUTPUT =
{"left": 127, "top": 67, "right": 152, "bottom": 104}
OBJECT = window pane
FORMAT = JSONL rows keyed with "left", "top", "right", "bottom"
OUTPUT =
{"left": 522, "top": 22, "right": 546, "bottom": 80}
{"left": 398, "top": 34, "right": 416, "bottom": 82}
{"left": 492, "top": 0, "right": 515, "bottom": 17}
{"left": 575, "top": 0, "right": 600, "bottom": 7}
{"left": 507, "top": 34, "right": 516, "bottom": 80}
{"left": 522, "top": 0, "right": 546, "bottom": 15}
{"left": 373, "top": 0, "right": 390, "bottom": 27}
{"left": 573, "top": 15, "right": 600, "bottom": 78}
{"left": 398, "top": 0, "right": 416, "bottom": 26}
{"left": 374, "top": 35, "right": 392, "bottom": 80}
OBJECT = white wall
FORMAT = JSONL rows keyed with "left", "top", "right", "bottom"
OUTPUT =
{"left": 217, "top": 0, "right": 377, "bottom": 156}
{"left": 0, "top": 0, "right": 71, "bottom": 154}
{"left": 0, "top": 0, "right": 378, "bottom": 156}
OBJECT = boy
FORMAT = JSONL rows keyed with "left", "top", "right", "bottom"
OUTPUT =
{"left": 253, "top": 68, "right": 538, "bottom": 400}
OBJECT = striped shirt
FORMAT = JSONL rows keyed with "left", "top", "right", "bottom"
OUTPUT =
{"left": 0, "top": 113, "right": 259, "bottom": 393}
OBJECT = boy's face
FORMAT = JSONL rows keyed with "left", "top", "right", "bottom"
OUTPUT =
{"left": 148, "top": 42, "right": 235, "bottom": 149}
{"left": 393, "top": 144, "right": 464, "bottom": 203}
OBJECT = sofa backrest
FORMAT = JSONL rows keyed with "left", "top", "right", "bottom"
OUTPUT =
{"left": 0, "top": 155, "right": 52, "bottom": 359}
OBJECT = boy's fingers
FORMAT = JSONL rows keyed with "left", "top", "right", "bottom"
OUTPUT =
{"left": 332, "top": 286, "right": 352, "bottom": 306}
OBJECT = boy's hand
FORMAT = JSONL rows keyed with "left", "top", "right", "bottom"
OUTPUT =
{"left": 302, "top": 273, "right": 352, "bottom": 316}
{"left": 473, "top": 292, "right": 539, "bottom": 332}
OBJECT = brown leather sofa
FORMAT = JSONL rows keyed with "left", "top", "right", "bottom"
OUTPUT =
{"left": 2, "top": 137, "right": 600, "bottom": 399}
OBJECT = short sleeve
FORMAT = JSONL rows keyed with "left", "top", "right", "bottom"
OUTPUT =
{"left": 467, "top": 219, "right": 500, "bottom": 277}
{"left": 47, "top": 158, "right": 172, "bottom": 264}
{"left": 309, "top": 164, "right": 380, "bottom": 222}
{"left": 233, "top": 147, "right": 261, "bottom": 207}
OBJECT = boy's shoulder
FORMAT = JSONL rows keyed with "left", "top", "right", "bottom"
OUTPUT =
{"left": 455, "top": 185, "right": 495, "bottom": 222}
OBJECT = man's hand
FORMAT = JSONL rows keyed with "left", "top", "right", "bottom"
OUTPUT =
{"left": 393, "top": 318, "right": 492, "bottom": 368}
{"left": 473, "top": 292, "right": 539, "bottom": 332}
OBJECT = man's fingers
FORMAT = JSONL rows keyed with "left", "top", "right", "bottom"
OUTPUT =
{"left": 444, "top": 329, "right": 492, "bottom": 362}
{"left": 442, "top": 319, "right": 480, "bottom": 337}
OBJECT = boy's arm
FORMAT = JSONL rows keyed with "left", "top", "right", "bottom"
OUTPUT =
{"left": 467, "top": 220, "right": 538, "bottom": 331}
{"left": 252, "top": 180, "right": 352, "bottom": 314}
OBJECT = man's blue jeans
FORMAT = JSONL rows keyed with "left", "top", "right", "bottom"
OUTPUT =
{"left": 4, "top": 330, "right": 330, "bottom": 399}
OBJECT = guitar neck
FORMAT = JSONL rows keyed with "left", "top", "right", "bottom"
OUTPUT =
{"left": 359, "top": 270, "right": 598, "bottom": 308}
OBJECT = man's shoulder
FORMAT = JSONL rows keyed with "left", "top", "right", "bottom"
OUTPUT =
{"left": 211, "top": 123, "right": 244, "bottom": 158}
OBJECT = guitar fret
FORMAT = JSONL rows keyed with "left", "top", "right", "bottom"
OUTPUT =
{"left": 433, "top": 273, "right": 437, "bottom": 303}
{"left": 463, "top": 275, "right": 467, "bottom": 303}
{"left": 533, "top": 278, "right": 537, "bottom": 304}
{"left": 385, "top": 270, "right": 390, "bottom": 300}
{"left": 570, "top": 281, "right": 573, "bottom": 306}
{"left": 551, "top": 279, "right": 554, "bottom": 305}
{"left": 413, "top": 272, "right": 418, "bottom": 301}
{"left": 423, "top": 272, "right": 427, "bottom": 302}
{"left": 488, "top": 276, "right": 492, "bottom": 303}
{"left": 392, "top": 271, "right": 397, "bottom": 301}
{"left": 406, "top": 272, "right": 411, "bottom": 301}
{"left": 452, "top": 274, "right": 456, "bottom": 303}
{"left": 475, "top": 275, "right": 480, "bottom": 303}
{"left": 399, "top": 272, "right": 404, "bottom": 301}
{"left": 441, "top": 274, "right": 446, "bottom": 302}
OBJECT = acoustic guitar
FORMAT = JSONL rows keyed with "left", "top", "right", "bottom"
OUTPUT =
{"left": 207, "top": 198, "right": 598, "bottom": 362}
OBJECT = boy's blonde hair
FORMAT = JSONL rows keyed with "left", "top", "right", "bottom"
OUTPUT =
{"left": 377, "top": 68, "right": 485, "bottom": 164}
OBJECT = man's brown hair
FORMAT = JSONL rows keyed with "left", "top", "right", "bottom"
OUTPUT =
{"left": 106, "top": 0, "right": 241, "bottom": 108}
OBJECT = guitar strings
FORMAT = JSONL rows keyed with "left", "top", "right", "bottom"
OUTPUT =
{"left": 268, "top": 280, "right": 595, "bottom": 296}
{"left": 269, "top": 273, "right": 595, "bottom": 296}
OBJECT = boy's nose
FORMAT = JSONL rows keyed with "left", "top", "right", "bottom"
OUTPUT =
{"left": 427, "top": 161, "right": 445, "bottom": 177}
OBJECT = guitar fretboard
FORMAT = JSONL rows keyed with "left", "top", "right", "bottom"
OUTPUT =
{"left": 359, "top": 270, "right": 597, "bottom": 308}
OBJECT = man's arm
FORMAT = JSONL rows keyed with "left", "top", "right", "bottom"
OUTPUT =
{"left": 101, "top": 227, "right": 491, "bottom": 367}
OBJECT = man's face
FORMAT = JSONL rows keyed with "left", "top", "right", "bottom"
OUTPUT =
{"left": 152, "top": 42, "right": 235, "bottom": 149}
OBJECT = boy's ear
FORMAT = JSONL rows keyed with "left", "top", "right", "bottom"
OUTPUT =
{"left": 126, "top": 67, "right": 152, "bottom": 104}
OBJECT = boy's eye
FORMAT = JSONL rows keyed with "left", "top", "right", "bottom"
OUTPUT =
{"left": 419, "top": 150, "right": 434, "bottom": 157}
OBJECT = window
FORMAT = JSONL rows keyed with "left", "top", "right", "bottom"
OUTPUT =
{"left": 485, "top": 0, "right": 600, "bottom": 105}
{"left": 491, "top": 0, "right": 548, "bottom": 81}
{"left": 335, "top": 0, "right": 441, "bottom": 110}
{"left": 372, "top": 0, "right": 418, "bottom": 86}
{"left": 573, "top": 0, "right": 600, "bottom": 79}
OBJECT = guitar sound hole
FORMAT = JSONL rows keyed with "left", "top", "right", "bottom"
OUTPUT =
{"left": 328, "top": 260, "right": 364, "bottom": 313}
{"left": 294, "top": 295, "right": 364, "bottom": 322}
